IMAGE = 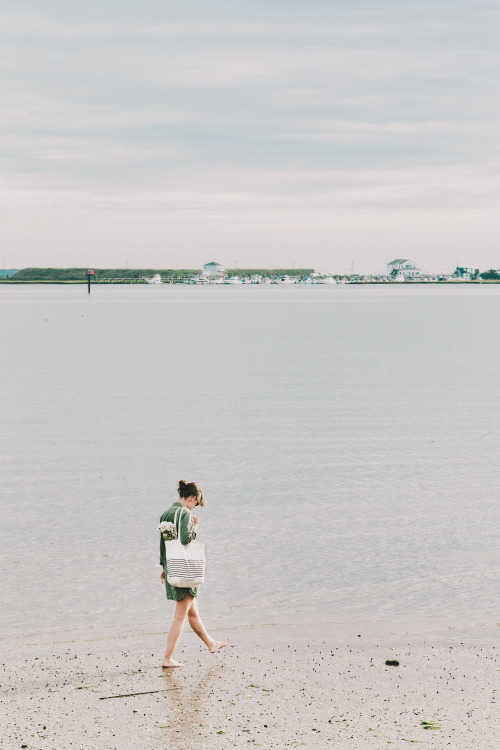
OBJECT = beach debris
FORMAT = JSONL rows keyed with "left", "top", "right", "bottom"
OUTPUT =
{"left": 385, "top": 660, "right": 400, "bottom": 667}
{"left": 421, "top": 720, "right": 442, "bottom": 730}
{"left": 99, "top": 687, "right": 181, "bottom": 700}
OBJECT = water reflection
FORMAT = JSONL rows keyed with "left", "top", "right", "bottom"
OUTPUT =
{"left": 160, "top": 665, "right": 225, "bottom": 749}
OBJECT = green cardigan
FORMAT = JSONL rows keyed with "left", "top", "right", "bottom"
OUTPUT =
{"left": 159, "top": 502, "right": 198, "bottom": 601}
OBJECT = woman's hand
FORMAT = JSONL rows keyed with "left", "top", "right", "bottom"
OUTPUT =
{"left": 192, "top": 514, "right": 199, "bottom": 528}
{"left": 160, "top": 570, "right": 165, "bottom": 584}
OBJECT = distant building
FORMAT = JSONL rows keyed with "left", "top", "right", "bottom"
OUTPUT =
{"left": 387, "top": 259, "right": 420, "bottom": 280}
{"left": 455, "top": 267, "right": 476, "bottom": 279}
{"left": 202, "top": 261, "right": 225, "bottom": 278}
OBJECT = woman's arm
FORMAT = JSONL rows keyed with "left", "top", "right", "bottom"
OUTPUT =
{"left": 179, "top": 508, "right": 197, "bottom": 545}
{"left": 159, "top": 521, "right": 167, "bottom": 583}
{"left": 160, "top": 530, "right": 166, "bottom": 568}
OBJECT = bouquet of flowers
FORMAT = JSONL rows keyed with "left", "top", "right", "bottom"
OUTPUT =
{"left": 158, "top": 521, "right": 176, "bottom": 541}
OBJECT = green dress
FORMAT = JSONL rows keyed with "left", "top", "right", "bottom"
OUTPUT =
{"left": 159, "top": 502, "right": 198, "bottom": 601}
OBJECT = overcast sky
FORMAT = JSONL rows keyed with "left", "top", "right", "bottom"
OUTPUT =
{"left": 2, "top": 0, "right": 499, "bottom": 273}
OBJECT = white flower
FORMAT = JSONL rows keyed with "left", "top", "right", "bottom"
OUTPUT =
{"left": 158, "top": 521, "right": 175, "bottom": 533}
{"left": 158, "top": 521, "right": 177, "bottom": 540}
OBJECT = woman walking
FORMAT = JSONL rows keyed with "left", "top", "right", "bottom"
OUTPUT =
{"left": 159, "top": 480, "right": 230, "bottom": 668}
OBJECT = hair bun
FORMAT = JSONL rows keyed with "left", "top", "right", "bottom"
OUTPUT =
{"left": 176, "top": 479, "right": 205, "bottom": 507}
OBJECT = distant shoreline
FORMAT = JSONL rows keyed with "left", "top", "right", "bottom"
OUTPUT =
{"left": 2, "top": 266, "right": 499, "bottom": 284}
{"left": 2, "top": 278, "right": 499, "bottom": 285}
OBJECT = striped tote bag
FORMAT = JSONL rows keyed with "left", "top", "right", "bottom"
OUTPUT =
{"left": 165, "top": 508, "right": 206, "bottom": 588}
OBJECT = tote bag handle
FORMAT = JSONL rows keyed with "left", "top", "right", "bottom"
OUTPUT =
{"left": 174, "top": 507, "right": 190, "bottom": 544}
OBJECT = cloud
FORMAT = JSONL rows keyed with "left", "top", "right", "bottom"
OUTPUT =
{"left": 1, "top": 1, "right": 499, "bottom": 268}
{"left": 2, "top": 160, "right": 499, "bottom": 215}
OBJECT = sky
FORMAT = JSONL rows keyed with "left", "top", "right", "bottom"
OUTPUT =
{"left": 1, "top": 0, "right": 499, "bottom": 274}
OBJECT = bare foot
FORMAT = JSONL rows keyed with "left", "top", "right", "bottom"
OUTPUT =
{"left": 208, "top": 637, "right": 230, "bottom": 654}
{"left": 161, "top": 659, "right": 185, "bottom": 668}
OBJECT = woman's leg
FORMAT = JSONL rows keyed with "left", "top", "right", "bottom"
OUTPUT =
{"left": 187, "top": 599, "right": 230, "bottom": 653}
{"left": 162, "top": 595, "right": 194, "bottom": 667}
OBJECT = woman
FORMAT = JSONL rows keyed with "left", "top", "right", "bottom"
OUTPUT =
{"left": 159, "top": 479, "right": 230, "bottom": 668}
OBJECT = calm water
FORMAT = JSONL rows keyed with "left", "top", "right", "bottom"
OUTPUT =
{"left": 1, "top": 284, "right": 499, "bottom": 642}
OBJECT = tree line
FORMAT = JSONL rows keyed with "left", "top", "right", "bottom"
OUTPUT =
{"left": 6, "top": 267, "right": 315, "bottom": 282}
{"left": 9, "top": 268, "right": 199, "bottom": 282}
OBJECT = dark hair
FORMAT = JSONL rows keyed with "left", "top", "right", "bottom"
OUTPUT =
{"left": 177, "top": 479, "right": 205, "bottom": 507}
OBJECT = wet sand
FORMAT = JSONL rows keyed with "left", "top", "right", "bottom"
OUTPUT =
{"left": 1, "top": 622, "right": 498, "bottom": 749}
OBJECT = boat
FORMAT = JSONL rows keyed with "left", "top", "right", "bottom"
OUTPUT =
{"left": 224, "top": 276, "right": 242, "bottom": 285}
{"left": 144, "top": 274, "right": 162, "bottom": 284}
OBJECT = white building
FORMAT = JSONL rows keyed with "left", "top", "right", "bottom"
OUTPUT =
{"left": 387, "top": 259, "right": 420, "bottom": 280}
{"left": 202, "top": 261, "right": 225, "bottom": 278}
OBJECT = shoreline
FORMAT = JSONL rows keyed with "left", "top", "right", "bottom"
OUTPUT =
{"left": 2, "top": 279, "right": 500, "bottom": 285}
{"left": 2, "top": 620, "right": 498, "bottom": 749}
{"left": 2, "top": 609, "right": 497, "bottom": 650}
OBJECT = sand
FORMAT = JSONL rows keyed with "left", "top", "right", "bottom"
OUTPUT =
{"left": 1, "top": 621, "right": 498, "bottom": 749}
